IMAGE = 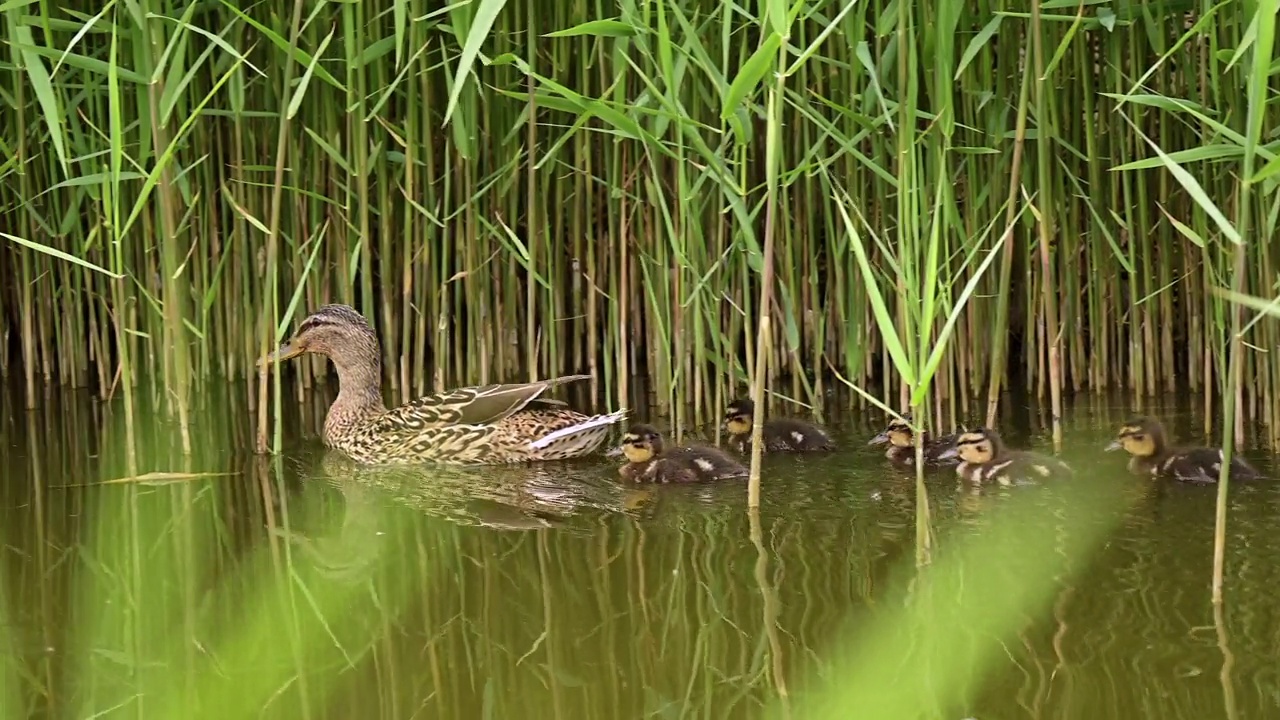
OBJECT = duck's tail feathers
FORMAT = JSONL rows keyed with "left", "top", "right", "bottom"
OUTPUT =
{"left": 528, "top": 409, "right": 630, "bottom": 455}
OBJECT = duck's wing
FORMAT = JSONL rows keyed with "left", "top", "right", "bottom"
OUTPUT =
{"left": 369, "top": 375, "right": 592, "bottom": 433}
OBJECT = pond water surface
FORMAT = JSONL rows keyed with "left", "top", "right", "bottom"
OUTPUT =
{"left": 1, "top": 383, "right": 1278, "bottom": 719}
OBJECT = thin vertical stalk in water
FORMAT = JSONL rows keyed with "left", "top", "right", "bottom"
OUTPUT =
{"left": 105, "top": 19, "right": 137, "bottom": 459}
{"left": 985, "top": 49, "right": 1033, "bottom": 427}
{"left": 746, "top": 17, "right": 788, "bottom": 508}
{"left": 525, "top": 57, "right": 538, "bottom": 381}
{"left": 257, "top": 0, "right": 310, "bottom": 455}
{"left": 1030, "top": 0, "right": 1062, "bottom": 450}
{"left": 1212, "top": 0, "right": 1273, "bottom": 605}
{"left": 137, "top": 0, "right": 192, "bottom": 453}
{"left": 7, "top": 98, "right": 31, "bottom": 408}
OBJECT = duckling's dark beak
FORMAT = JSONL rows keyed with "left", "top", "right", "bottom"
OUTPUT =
{"left": 1104, "top": 440, "right": 1122, "bottom": 452}
{"left": 868, "top": 432, "right": 890, "bottom": 446}
{"left": 937, "top": 446, "right": 959, "bottom": 460}
{"left": 257, "top": 341, "right": 304, "bottom": 368}
{"left": 605, "top": 444, "right": 625, "bottom": 458}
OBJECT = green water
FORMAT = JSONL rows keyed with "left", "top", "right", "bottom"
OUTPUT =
{"left": 2, "top": 385, "right": 1279, "bottom": 719}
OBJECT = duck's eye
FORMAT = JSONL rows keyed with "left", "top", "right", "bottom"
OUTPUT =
{"left": 1132, "top": 434, "right": 1145, "bottom": 441}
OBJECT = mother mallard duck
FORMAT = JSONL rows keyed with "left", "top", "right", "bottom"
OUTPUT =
{"left": 259, "top": 304, "right": 627, "bottom": 465}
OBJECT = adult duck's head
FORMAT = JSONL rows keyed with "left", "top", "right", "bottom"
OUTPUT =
{"left": 258, "top": 304, "right": 380, "bottom": 373}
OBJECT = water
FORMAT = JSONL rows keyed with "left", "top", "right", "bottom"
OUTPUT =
{"left": 2, "top": 383, "right": 1279, "bottom": 719}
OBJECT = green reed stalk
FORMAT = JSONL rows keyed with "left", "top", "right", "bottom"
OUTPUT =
{"left": 137, "top": 0, "right": 193, "bottom": 453}
{"left": 257, "top": 0, "right": 310, "bottom": 455}
{"left": 985, "top": 60, "right": 1032, "bottom": 427}
{"left": 1030, "top": 0, "right": 1063, "bottom": 450}
{"left": 738, "top": 4, "right": 786, "bottom": 507}
{"left": 104, "top": 17, "right": 137, "bottom": 457}
{"left": 1212, "top": 0, "right": 1274, "bottom": 605}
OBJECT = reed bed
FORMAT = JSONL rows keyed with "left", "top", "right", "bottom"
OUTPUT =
{"left": 1, "top": 0, "right": 1278, "bottom": 451}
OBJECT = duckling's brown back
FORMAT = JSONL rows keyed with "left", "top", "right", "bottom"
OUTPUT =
{"left": 666, "top": 444, "right": 748, "bottom": 480}
{"left": 1161, "top": 446, "right": 1260, "bottom": 483}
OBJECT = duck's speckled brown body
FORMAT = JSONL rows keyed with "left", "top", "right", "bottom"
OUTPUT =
{"left": 618, "top": 424, "right": 748, "bottom": 483}
{"left": 1107, "top": 417, "right": 1260, "bottom": 484}
{"left": 723, "top": 398, "right": 835, "bottom": 454}
{"left": 260, "top": 304, "right": 627, "bottom": 465}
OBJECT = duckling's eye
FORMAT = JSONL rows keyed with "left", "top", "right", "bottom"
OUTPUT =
{"left": 1132, "top": 434, "right": 1145, "bottom": 441}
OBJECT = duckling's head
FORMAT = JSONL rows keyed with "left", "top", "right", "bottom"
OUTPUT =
{"left": 621, "top": 424, "right": 664, "bottom": 463}
{"left": 1106, "top": 417, "right": 1165, "bottom": 458}
{"left": 724, "top": 398, "right": 755, "bottom": 436}
{"left": 940, "top": 428, "right": 1003, "bottom": 464}
{"left": 869, "top": 414, "right": 914, "bottom": 448}
{"left": 258, "top": 304, "right": 379, "bottom": 371}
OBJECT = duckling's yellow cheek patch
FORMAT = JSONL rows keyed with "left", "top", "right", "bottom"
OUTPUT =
{"left": 623, "top": 444, "right": 653, "bottom": 463}
{"left": 725, "top": 417, "right": 751, "bottom": 435}
{"left": 888, "top": 429, "right": 912, "bottom": 447}
{"left": 959, "top": 441, "right": 993, "bottom": 464}
{"left": 1122, "top": 435, "right": 1155, "bottom": 457}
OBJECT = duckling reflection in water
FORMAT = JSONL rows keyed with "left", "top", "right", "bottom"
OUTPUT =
{"left": 939, "top": 427, "right": 1072, "bottom": 486}
{"left": 868, "top": 414, "right": 959, "bottom": 469}
{"left": 722, "top": 398, "right": 835, "bottom": 454}
{"left": 1107, "top": 416, "right": 1260, "bottom": 484}
{"left": 617, "top": 424, "right": 748, "bottom": 483}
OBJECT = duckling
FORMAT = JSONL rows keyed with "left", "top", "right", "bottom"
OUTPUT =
{"left": 722, "top": 397, "right": 834, "bottom": 454}
{"left": 938, "top": 427, "right": 1072, "bottom": 486}
{"left": 867, "top": 414, "right": 958, "bottom": 468}
{"left": 618, "top": 424, "right": 748, "bottom": 483}
{"left": 1106, "top": 416, "right": 1260, "bottom": 484}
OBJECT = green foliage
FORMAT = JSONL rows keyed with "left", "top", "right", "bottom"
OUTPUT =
{"left": 1, "top": 0, "right": 1277, "bottom": 442}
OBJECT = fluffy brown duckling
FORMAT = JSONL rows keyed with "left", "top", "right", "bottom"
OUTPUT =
{"left": 938, "top": 427, "right": 1072, "bottom": 486}
{"left": 722, "top": 398, "right": 835, "bottom": 454}
{"left": 867, "top": 414, "right": 959, "bottom": 468}
{"left": 1106, "top": 416, "right": 1260, "bottom": 484}
{"left": 618, "top": 424, "right": 749, "bottom": 483}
